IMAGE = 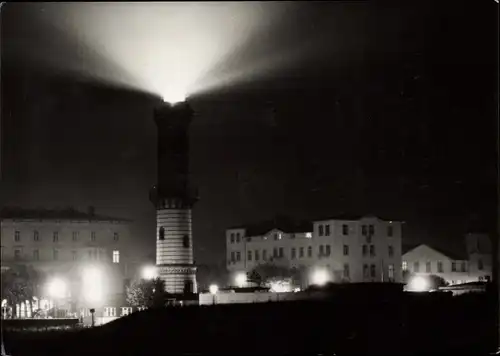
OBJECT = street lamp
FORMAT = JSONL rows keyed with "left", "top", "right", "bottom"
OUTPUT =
{"left": 408, "top": 275, "right": 429, "bottom": 292}
{"left": 142, "top": 266, "right": 157, "bottom": 280}
{"left": 311, "top": 269, "right": 329, "bottom": 286}
{"left": 47, "top": 278, "right": 67, "bottom": 318}
{"left": 235, "top": 273, "right": 246, "bottom": 288}
{"left": 209, "top": 284, "right": 219, "bottom": 305}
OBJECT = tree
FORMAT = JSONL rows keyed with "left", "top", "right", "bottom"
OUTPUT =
{"left": 1, "top": 265, "right": 42, "bottom": 318}
{"left": 126, "top": 277, "right": 169, "bottom": 309}
{"left": 250, "top": 263, "right": 302, "bottom": 288}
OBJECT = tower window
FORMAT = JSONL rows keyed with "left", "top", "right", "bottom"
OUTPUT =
{"left": 183, "top": 235, "right": 190, "bottom": 248}
{"left": 159, "top": 227, "right": 165, "bottom": 240}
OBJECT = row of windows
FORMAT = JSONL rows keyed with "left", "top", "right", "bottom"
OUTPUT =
{"left": 317, "top": 224, "right": 394, "bottom": 237}
{"left": 402, "top": 260, "right": 467, "bottom": 273}
{"left": 12, "top": 230, "right": 119, "bottom": 243}
{"left": 5, "top": 248, "right": 120, "bottom": 263}
{"left": 230, "top": 245, "right": 395, "bottom": 263}
{"left": 158, "top": 228, "right": 191, "bottom": 248}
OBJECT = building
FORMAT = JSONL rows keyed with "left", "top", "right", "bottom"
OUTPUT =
{"left": 226, "top": 215, "right": 403, "bottom": 286}
{"left": 0, "top": 207, "right": 133, "bottom": 318}
{"left": 150, "top": 101, "right": 198, "bottom": 295}
{"left": 465, "top": 233, "right": 492, "bottom": 282}
{"left": 402, "top": 244, "right": 472, "bottom": 286}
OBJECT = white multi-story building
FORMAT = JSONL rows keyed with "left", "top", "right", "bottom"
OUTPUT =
{"left": 226, "top": 215, "right": 403, "bottom": 286}
{"left": 402, "top": 244, "right": 472, "bottom": 286}
{"left": 465, "top": 233, "right": 492, "bottom": 282}
{"left": 0, "top": 207, "right": 134, "bottom": 318}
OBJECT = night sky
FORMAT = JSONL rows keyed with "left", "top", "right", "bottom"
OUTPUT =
{"left": 1, "top": 2, "right": 498, "bottom": 264}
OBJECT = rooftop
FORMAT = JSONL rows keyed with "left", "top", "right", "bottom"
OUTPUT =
{"left": 0, "top": 207, "right": 131, "bottom": 223}
{"left": 229, "top": 216, "right": 313, "bottom": 236}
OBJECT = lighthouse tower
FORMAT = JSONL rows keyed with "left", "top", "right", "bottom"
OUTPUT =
{"left": 150, "top": 101, "right": 197, "bottom": 295}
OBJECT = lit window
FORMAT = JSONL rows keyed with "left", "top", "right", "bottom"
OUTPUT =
{"left": 113, "top": 250, "right": 120, "bottom": 264}
{"left": 33, "top": 249, "right": 39, "bottom": 261}
{"left": 14, "top": 231, "right": 20, "bottom": 242}
{"left": 343, "top": 245, "right": 349, "bottom": 256}
{"left": 104, "top": 307, "right": 116, "bottom": 317}
{"left": 305, "top": 232, "right": 312, "bottom": 238}
{"left": 402, "top": 261, "right": 408, "bottom": 271}
{"left": 72, "top": 231, "right": 78, "bottom": 241}
{"left": 91, "top": 231, "right": 96, "bottom": 242}
{"left": 121, "top": 307, "right": 132, "bottom": 316}
{"left": 53, "top": 232, "right": 59, "bottom": 243}
{"left": 34, "top": 231, "right": 39, "bottom": 242}
{"left": 113, "top": 233, "right": 119, "bottom": 241}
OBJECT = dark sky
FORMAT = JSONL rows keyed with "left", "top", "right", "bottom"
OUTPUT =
{"left": 1, "top": 2, "right": 498, "bottom": 263}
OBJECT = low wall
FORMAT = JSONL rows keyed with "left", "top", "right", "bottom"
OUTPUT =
{"left": 2, "top": 318, "right": 80, "bottom": 331}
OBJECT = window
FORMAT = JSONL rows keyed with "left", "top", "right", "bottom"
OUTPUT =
{"left": 370, "top": 264, "right": 376, "bottom": 278}
{"left": 437, "top": 261, "right": 443, "bottom": 273}
{"left": 53, "top": 249, "right": 59, "bottom": 260}
{"left": 236, "top": 252, "right": 241, "bottom": 261}
{"left": 342, "top": 224, "right": 348, "bottom": 235}
{"left": 388, "top": 264, "right": 395, "bottom": 280}
{"left": 387, "top": 226, "right": 394, "bottom": 237}
{"left": 34, "top": 231, "right": 39, "bottom": 241}
{"left": 363, "top": 264, "right": 369, "bottom": 277}
{"left": 343, "top": 245, "right": 349, "bottom": 256}
{"left": 426, "top": 261, "right": 431, "bottom": 273}
{"left": 279, "top": 247, "right": 284, "bottom": 258}
{"left": 362, "top": 245, "right": 368, "bottom": 257}
{"left": 299, "top": 247, "right": 304, "bottom": 258}
{"left": 362, "top": 225, "right": 367, "bottom": 236}
{"left": 343, "top": 263, "right": 350, "bottom": 279}
{"left": 236, "top": 233, "right": 240, "bottom": 243}
{"left": 402, "top": 261, "right": 408, "bottom": 270}
{"left": 478, "top": 259, "right": 484, "bottom": 270}
{"left": 121, "top": 307, "right": 132, "bottom": 316}
{"left": 451, "top": 262, "right": 457, "bottom": 272}
{"left": 273, "top": 233, "right": 278, "bottom": 240}
{"left": 183, "top": 235, "right": 190, "bottom": 248}
{"left": 72, "top": 250, "right": 77, "bottom": 261}
{"left": 230, "top": 251, "right": 235, "bottom": 262}
{"left": 366, "top": 234, "right": 372, "bottom": 244}
{"left": 262, "top": 250, "right": 267, "bottom": 261}
{"left": 14, "top": 231, "right": 20, "bottom": 242}
{"left": 319, "top": 245, "right": 324, "bottom": 256}
{"left": 159, "top": 227, "right": 165, "bottom": 240}
{"left": 413, "top": 261, "right": 419, "bottom": 272}
{"left": 325, "top": 224, "right": 330, "bottom": 236}
{"left": 255, "top": 250, "right": 260, "bottom": 261}
{"left": 368, "top": 225, "right": 375, "bottom": 236}
{"left": 91, "top": 231, "right": 96, "bottom": 242}
{"left": 290, "top": 233, "right": 295, "bottom": 239}
{"left": 318, "top": 225, "right": 324, "bottom": 236}
{"left": 113, "top": 250, "right": 120, "bottom": 263}
{"left": 230, "top": 233, "right": 235, "bottom": 243}
{"left": 307, "top": 246, "right": 312, "bottom": 257}
{"left": 461, "top": 262, "right": 466, "bottom": 272}
{"left": 113, "top": 232, "right": 119, "bottom": 241}
{"left": 247, "top": 250, "right": 252, "bottom": 261}
{"left": 72, "top": 231, "right": 78, "bottom": 242}
{"left": 291, "top": 248, "right": 296, "bottom": 259}
{"left": 53, "top": 232, "right": 59, "bottom": 243}
{"left": 273, "top": 247, "right": 278, "bottom": 258}
{"left": 369, "top": 245, "right": 375, "bottom": 257}
{"left": 14, "top": 249, "right": 21, "bottom": 260}
{"left": 33, "top": 249, "right": 39, "bottom": 261}
{"left": 388, "top": 245, "right": 394, "bottom": 257}
{"left": 104, "top": 307, "right": 116, "bottom": 317}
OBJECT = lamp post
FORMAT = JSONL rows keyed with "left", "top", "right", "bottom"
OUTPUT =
{"left": 209, "top": 284, "right": 218, "bottom": 305}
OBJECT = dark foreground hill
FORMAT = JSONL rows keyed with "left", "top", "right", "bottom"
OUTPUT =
{"left": 4, "top": 292, "right": 496, "bottom": 356}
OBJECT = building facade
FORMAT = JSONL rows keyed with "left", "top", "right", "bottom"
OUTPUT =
{"left": 402, "top": 244, "right": 472, "bottom": 286}
{"left": 465, "top": 233, "right": 492, "bottom": 282}
{"left": 0, "top": 207, "right": 133, "bottom": 318}
{"left": 226, "top": 215, "right": 403, "bottom": 286}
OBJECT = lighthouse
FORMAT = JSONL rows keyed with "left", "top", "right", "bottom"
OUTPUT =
{"left": 150, "top": 100, "right": 197, "bottom": 295}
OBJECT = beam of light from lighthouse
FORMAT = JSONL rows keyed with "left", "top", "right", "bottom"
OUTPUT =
{"left": 15, "top": 2, "right": 314, "bottom": 102}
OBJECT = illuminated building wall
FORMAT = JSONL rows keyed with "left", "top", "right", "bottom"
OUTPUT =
{"left": 226, "top": 215, "right": 403, "bottom": 286}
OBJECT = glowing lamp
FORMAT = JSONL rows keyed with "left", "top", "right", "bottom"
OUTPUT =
{"left": 142, "top": 266, "right": 157, "bottom": 280}
{"left": 82, "top": 266, "right": 103, "bottom": 303}
{"left": 409, "top": 275, "right": 429, "bottom": 292}
{"left": 47, "top": 278, "right": 67, "bottom": 299}
{"left": 311, "top": 269, "right": 329, "bottom": 286}
{"left": 235, "top": 273, "right": 247, "bottom": 288}
{"left": 209, "top": 284, "right": 219, "bottom": 295}
{"left": 161, "top": 89, "right": 187, "bottom": 105}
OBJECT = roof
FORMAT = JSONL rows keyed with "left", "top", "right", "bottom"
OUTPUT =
{"left": 404, "top": 243, "right": 467, "bottom": 261}
{"left": 229, "top": 216, "right": 313, "bottom": 236}
{"left": 313, "top": 213, "right": 403, "bottom": 223}
{"left": 0, "top": 207, "right": 131, "bottom": 223}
